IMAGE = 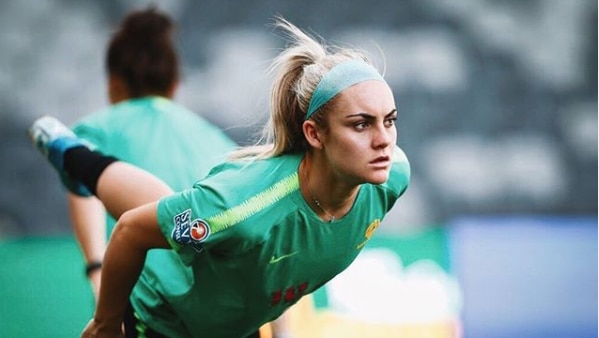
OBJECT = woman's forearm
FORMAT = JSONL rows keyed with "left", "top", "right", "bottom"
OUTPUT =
{"left": 92, "top": 202, "right": 170, "bottom": 331}
{"left": 93, "top": 217, "right": 147, "bottom": 329}
{"left": 68, "top": 194, "right": 107, "bottom": 299}
{"left": 68, "top": 194, "right": 106, "bottom": 264}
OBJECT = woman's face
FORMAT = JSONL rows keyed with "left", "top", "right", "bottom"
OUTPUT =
{"left": 321, "top": 80, "right": 397, "bottom": 185}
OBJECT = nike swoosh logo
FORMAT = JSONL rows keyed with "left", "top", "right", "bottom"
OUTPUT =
{"left": 269, "top": 251, "right": 299, "bottom": 264}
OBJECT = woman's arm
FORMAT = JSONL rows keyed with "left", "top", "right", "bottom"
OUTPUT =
{"left": 95, "top": 161, "right": 175, "bottom": 220}
{"left": 82, "top": 201, "right": 170, "bottom": 337}
{"left": 68, "top": 193, "right": 106, "bottom": 300}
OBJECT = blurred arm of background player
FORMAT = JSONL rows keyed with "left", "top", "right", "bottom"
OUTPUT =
{"left": 68, "top": 194, "right": 106, "bottom": 299}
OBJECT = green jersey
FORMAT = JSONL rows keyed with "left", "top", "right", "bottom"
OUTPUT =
{"left": 72, "top": 96, "right": 237, "bottom": 233}
{"left": 135, "top": 146, "right": 410, "bottom": 337}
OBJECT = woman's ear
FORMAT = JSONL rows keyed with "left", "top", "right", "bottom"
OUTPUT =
{"left": 303, "top": 120, "right": 324, "bottom": 149}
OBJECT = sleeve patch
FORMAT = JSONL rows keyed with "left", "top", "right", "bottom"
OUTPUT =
{"left": 171, "top": 209, "right": 211, "bottom": 253}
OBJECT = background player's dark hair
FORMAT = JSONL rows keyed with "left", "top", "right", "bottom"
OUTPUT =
{"left": 106, "top": 6, "right": 179, "bottom": 98}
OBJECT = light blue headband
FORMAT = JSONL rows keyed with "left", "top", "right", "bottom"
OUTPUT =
{"left": 305, "top": 60, "right": 385, "bottom": 120}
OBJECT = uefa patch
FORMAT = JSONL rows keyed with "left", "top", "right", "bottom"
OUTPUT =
{"left": 171, "top": 209, "right": 211, "bottom": 250}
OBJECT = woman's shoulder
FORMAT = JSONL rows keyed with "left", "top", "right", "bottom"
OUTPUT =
{"left": 391, "top": 145, "right": 410, "bottom": 172}
{"left": 381, "top": 145, "right": 410, "bottom": 195}
{"left": 204, "top": 153, "right": 303, "bottom": 180}
{"left": 182, "top": 154, "right": 303, "bottom": 225}
{"left": 73, "top": 98, "right": 151, "bottom": 129}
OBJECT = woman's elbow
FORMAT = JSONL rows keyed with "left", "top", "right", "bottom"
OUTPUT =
{"left": 112, "top": 207, "right": 170, "bottom": 249}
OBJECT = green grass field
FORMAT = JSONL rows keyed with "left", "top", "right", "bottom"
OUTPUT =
{"left": 0, "top": 236, "right": 93, "bottom": 337}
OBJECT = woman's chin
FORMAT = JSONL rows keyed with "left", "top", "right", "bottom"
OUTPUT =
{"left": 366, "top": 172, "right": 390, "bottom": 185}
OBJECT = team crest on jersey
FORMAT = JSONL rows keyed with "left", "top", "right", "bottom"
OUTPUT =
{"left": 356, "top": 219, "right": 380, "bottom": 250}
{"left": 171, "top": 209, "right": 211, "bottom": 252}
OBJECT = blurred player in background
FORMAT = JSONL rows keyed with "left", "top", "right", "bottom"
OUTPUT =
{"left": 68, "top": 4, "right": 236, "bottom": 299}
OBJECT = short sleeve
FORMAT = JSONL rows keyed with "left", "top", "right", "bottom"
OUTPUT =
{"left": 156, "top": 182, "right": 241, "bottom": 265}
{"left": 156, "top": 189, "right": 212, "bottom": 265}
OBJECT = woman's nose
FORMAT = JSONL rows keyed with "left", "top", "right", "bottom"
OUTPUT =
{"left": 373, "top": 124, "right": 394, "bottom": 148}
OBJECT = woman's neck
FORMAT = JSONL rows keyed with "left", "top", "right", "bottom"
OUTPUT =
{"left": 299, "top": 154, "right": 359, "bottom": 222}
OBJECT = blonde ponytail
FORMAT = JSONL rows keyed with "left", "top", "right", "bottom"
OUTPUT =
{"left": 229, "top": 17, "right": 375, "bottom": 160}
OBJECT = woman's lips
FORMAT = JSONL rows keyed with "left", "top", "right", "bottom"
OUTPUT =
{"left": 370, "top": 156, "right": 390, "bottom": 168}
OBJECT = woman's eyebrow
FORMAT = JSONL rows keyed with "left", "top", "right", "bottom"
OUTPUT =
{"left": 346, "top": 108, "right": 397, "bottom": 119}
{"left": 386, "top": 109, "right": 398, "bottom": 117}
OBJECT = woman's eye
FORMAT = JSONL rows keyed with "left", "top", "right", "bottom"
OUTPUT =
{"left": 354, "top": 121, "right": 369, "bottom": 130}
{"left": 384, "top": 118, "right": 397, "bottom": 127}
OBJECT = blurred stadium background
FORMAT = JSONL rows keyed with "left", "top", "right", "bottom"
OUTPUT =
{"left": 0, "top": 0, "right": 596, "bottom": 337}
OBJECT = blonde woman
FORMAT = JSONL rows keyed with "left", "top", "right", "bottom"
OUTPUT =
{"left": 30, "top": 17, "right": 410, "bottom": 338}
